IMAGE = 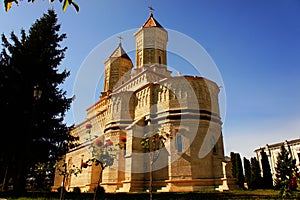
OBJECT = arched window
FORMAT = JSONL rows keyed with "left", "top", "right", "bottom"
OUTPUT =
{"left": 177, "top": 135, "right": 182, "bottom": 153}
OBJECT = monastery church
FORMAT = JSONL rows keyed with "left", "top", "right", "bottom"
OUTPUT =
{"left": 53, "top": 10, "right": 233, "bottom": 193}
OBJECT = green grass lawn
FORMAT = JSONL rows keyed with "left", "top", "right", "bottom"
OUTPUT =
{"left": 1, "top": 189, "right": 299, "bottom": 200}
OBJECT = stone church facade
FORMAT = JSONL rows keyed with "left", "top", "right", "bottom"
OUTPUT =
{"left": 52, "top": 11, "right": 229, "bottom": 193}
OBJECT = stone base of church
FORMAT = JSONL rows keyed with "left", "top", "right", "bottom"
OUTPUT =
{"left": 215, "top": 178, "right": 240, "bottom": 192}
{"left": 114, "top": 178, "right": 225, "bottom": 193}
{"left": 52, "top": 183, "right": 97, "bottom": 193}
{"left": 116, "top": 180, "right": 147, "bottom": 192}
{"left": 116, "top": 180, "right": 167, "bottom": 193}
{"left": 157, "top": 178, "right": 222, "bottom": 192}
{"left": 100, "top": 181, "right": 123, "bottom": 193}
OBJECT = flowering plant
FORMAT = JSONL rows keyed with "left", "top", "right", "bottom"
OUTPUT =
{"left": 141, "top": 131, "right": 167, "bottom": 151}
{"left": 81, "top": 162, "right": 88, "bottom": 169}
{"left": 116, "top": 135, "right": 127, "bottom": 149}
{"left": 120, "top": 136, "right": 126, "bottom": 142}
{"left": 82, "top": 137, "right": 117, "bottom": 170}
{"left": 86, "top": 123, "right": 92, "bottom": 129}
{"left": 95, "top": 139, "right": 103, "bottom": 147}
{"left": 105, "top": 139, "right": 113, "bottom": 147}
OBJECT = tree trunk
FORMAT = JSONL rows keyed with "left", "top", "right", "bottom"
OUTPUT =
{"left": 149, "top": 153, "right": 153, "bottom": 200}
{"left": 13, "top": 159, "right": 27, "bottom": 196}
{"left": 1, "top": 165, "right": 8, "bottom": 192}
{"left": 93, "top": 164, "right": 103, "bottom": 200}
{"left": 59, "top": 164, "right": 67, "bottom": 200}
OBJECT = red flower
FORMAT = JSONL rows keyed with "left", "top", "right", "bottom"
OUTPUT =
{"left": 105, "top": 140, "right": 113, "bottom": 147}
{"left": 95, "top": 139, "right": 103, "bottom": 147}
{"left": 120, "top": 136, "right": 126, "bottom": 142}
{"left": 81, "top": 162, "right": 88, "bottom": 168}
{"left": 153, "top": 134, "right": 159, "bottom": 140}
{"left": 86, "top": 123, "right": 92, "bottom": 129}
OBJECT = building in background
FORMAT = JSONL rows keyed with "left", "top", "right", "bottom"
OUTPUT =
{"left": 254, "top": 138, "right": 300, "bottom": 181}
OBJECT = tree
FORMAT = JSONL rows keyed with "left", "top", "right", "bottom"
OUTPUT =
{"left": 82, "top": 135, "right": 117, "bottom": 200}
{"left": 141, "top": 129, "right": 169, "bottom": 200}
{"left": 230, "top": 152, "right": 237, "bottom": 178}
{"left": 235, "top": 153, "right": 245, "bottom": 189}
{"left": 0, "top": 9, "right": 77, "bottom": 194}
{"left": 230, "top": 152, "right": 244, "bottom": 189}
{"left": 4, "top": 0, "right": 79, "bottom": 13}
{"left": 56, "top": 160, "right": 81, "bottom": 200}
{"left": 249, "top": 157, "right": 262, "bottom": 189}
{"left": 243, "top": 157, "right": 251, "bottom": 189}
{"left": 79, "top": 123, "right": 120, "bottom": 200}
{"left": 260, "top": 149, "right": 273, "bottom": 189}
{"left": 274, "top": 144, "right": 298, "bottom": 198}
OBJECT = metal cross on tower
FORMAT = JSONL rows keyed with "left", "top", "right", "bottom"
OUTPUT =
{"left": 118, "top": 35, "right": 123, "bottom": 45}
{"left": 148, "top": 5, "right": 155, "bottom": 14}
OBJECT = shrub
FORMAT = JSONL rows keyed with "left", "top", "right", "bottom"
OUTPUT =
{"left": 72, "top": 187, "right": 81, "bottom": 194}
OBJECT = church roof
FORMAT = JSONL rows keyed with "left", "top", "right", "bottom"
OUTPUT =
{"left": 109, "top": 43, "right": 131, "bottom": 60}
{"left": 141, "top": 13, "right": 164, "bottom": 28}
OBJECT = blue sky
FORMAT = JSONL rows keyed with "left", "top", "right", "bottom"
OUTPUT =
{"left": 1, "top": 0, "right": 300, "bottom": 159}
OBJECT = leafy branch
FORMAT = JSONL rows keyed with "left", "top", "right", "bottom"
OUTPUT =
{"left": 4, "top": 0, "right": 79, "bottom": 12}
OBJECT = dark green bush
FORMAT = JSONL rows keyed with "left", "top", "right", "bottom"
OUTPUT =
{"left": 72, "top": 186, "right": 81, "bottom": 194}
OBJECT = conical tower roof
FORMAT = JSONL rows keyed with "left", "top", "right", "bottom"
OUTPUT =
{"left": 109, "top": 42, "right": 131, "bottom": 60}
{"left": 141, "top": 12, "right": 164, "bottom": 29}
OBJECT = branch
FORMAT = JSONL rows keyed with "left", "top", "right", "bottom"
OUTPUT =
{"left": 4, "top": 0, "right": 79, "bottom": 12}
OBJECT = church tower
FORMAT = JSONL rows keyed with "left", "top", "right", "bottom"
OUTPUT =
{"left": 103, "top": 42, "right": 133, "bottom": 93}
{"left": 52, "top": 7, "right": 229, "bottom": 194}
{"left": 134, "top": 8, "right": 168, "bottom": 67}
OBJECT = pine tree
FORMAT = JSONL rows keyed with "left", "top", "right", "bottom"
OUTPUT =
{"left": 235, "top": 153, "right": 245, "bottom": 188}
{"left": 243, "top": 157, "right": 251, "bottom": 189}
{"left": 250, "top": 157, "right": 262, "bottom": 189}
{"left": 0, "top": 9, "right": 77, "bottom": 194}
{"left": 260, "top": 149, "right": 273, "bottom": 189}
{"left": 274, "top": 144, "right": 298, "bottom": 192}
{"left": 230, "top": 152, "right": 237, "bottom": 178}
{"left": 230, "top": 152, "right": 245, "bottom": 188}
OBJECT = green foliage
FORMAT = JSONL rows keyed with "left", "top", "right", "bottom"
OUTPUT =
{"left": 230, "top": 152, "right": 244, "bottom": 188}
{"left": 236, "top": 153, "right": 245, "bottom": 188}
{"left": 243, "top": 157, "right": 251, "bottom": 188}
{"left": 249, "top": 157, "right": 262, "bottom": 189}
{"left": 72, "top": 187, "right": 81, "bottom": 194}
{"left": 81, "top": 136, "right": 118, "bottom": 172}
{"left": 55, "top": 162, "right": 81, "bottom": 177}
{"left": 26, "top": 161, "right": 55, "bottom": 191}
{"left": 0, "top": 9, "right": 76, "bottom": 193}
{"left": 260, "top": 149, "right": 273, "bottom": 189}
{"left": 4, "top": 0, "right": 79, "bottom": 12}
{"left": 90, "top": 138, "right": 116, "bottom": 168}
{"left": 94, "top": 186, "right": 105, "bottom": 197}
{"left": 230, "top": 152, "right": 237, "bottom": 178}
{"left": 274, "top": 144, "right": 298, "bottom": 197}
{"left": 141, "top": 131, "right": 167, "bottom": 152}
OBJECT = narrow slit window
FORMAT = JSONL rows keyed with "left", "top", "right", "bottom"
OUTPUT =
{"left": 177, "top": 135, "right": 182, "bottom": 153}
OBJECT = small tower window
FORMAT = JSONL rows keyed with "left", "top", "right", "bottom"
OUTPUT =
{"left": 158, "top": 56, "right": 161, "bottom": 65}
{"left": 177, "top": 135, "right": 182, "bottom": 153}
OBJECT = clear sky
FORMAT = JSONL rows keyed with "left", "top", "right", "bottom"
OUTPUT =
{"left": 1, "top": 0, "right": 300, "bottom": 159}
